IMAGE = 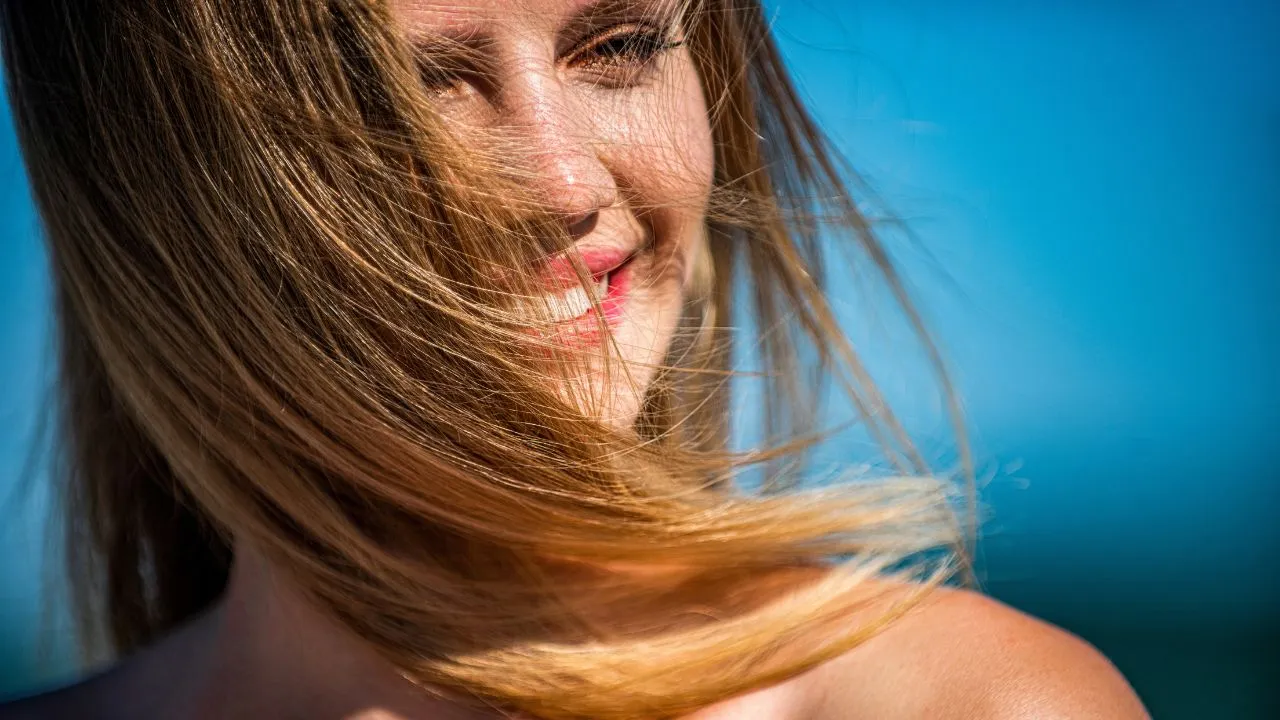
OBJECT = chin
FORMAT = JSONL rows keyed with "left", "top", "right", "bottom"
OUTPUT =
{"left": 573, "top": 292, "right": 683, "bottom": 428}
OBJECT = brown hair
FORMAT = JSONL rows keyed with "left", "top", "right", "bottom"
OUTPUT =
{"left": 1, "top": 0, "right": 969, "bottom": 717}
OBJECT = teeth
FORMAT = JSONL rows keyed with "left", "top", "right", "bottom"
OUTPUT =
{"left": 546, "top": 286, "right": 591, "bottom": 321}
{"left": 542, "top": 274, "right": 609, "bottom": 323}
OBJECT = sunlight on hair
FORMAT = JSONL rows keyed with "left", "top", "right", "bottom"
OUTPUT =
{"left": 0, "top": 0, "right": 972, "bottom": 717}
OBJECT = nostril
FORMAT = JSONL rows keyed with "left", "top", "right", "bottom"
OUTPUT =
{"left": 564, "top": 210, "right": 599, "bottom": 240}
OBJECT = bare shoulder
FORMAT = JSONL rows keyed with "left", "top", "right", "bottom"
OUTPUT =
{"left": 799, "top": 586, "right": 1150, "bottom": 720}
{"left": 0, "top": 646, "right": 190, "bottom": 720}
{"left": 0, "top": 668, "right": 123, "bottom": 720}
{"left": 0, "top": 638, "right": 197, "bottom": 720}
{"left": 0, "top": 607, "right": 218, "bottom": 720}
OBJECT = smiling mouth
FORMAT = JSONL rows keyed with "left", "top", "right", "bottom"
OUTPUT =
{"left": 526, "top": 249, "right": 638, "bottom": 330}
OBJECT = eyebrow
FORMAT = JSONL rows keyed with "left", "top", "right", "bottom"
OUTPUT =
{"left": 408, "top": 23, "right": 495, "bottom": 60}
{"left": 405, "top": 0, "right": 685, "bottom": 58}
{"left": 556, "top": 0, "right": 686, "bottom": 53}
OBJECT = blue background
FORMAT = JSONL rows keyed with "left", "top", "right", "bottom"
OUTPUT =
{"left": 2, "top": 0, "right": 1277, "bottom": 715}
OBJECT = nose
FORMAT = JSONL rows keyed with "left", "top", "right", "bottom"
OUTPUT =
{"left": 499, "top": 72, "right": 617, "bottom": 240}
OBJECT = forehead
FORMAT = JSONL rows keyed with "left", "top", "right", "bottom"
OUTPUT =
{"left": 391, "top": 0, "right": 682, "bottom": 35}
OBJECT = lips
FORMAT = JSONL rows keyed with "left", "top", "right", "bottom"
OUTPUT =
{"left": 537, "top": 246, "right": 637, "bottom": 292}
{"left": 524, "top": 245, "right": 639, "bottom": 336}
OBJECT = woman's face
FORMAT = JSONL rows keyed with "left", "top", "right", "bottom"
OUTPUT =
{"left": 393, "top": 0, "right": 715, "bottom": 423}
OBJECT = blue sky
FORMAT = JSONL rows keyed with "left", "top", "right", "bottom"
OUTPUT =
{"left": 759, "top": 0, "right": 1279, "bottom": 627}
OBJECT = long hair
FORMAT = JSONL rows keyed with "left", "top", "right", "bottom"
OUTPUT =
{"left": 0, "top": 0, "right": 969, "bottom": 717}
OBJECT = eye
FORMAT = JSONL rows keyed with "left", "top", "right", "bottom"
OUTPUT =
{"left": 413, "top": 39, "right": 497, "bottom": 101}
{"left": 416, "top": 56, "right": 480, "bottom": 98}
{"left": 566, "top": 24, "right": 683, "bottom": 80}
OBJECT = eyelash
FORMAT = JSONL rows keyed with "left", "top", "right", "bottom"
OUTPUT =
{"left": 416, "top": 24, "right": 683, "bottom": 97}
{"left": 566, "top": 24, "right": 684, "bottom": 77}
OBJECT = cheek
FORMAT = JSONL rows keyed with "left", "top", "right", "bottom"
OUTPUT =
{"left": 657, "top": 66, "right": 715, "bottom": 207}
{"left": 669, "top": 56, "right": 716, "bottom": 199}
{"left": 607, "top": 61, "right": 715, "bottom": 230}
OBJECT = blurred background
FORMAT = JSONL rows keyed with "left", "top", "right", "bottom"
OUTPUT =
{"left": 2, "top": 0, "right": 1277, "bottom": 716}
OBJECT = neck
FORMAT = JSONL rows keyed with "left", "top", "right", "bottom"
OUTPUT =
{"left": 190, "top": 546, "right": 497, "bottom": 720}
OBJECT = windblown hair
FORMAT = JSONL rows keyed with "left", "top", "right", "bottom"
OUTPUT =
{"left": 2, "top": 0, "right": 969, "bottom": 717}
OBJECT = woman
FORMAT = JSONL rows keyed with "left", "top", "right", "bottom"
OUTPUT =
{"left": 0, "top": 0, "right": 1146, "bottom": 718}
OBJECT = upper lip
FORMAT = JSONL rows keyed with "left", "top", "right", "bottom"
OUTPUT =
{"left": 537, "top": 243, "right": 638, "bottom": 291}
